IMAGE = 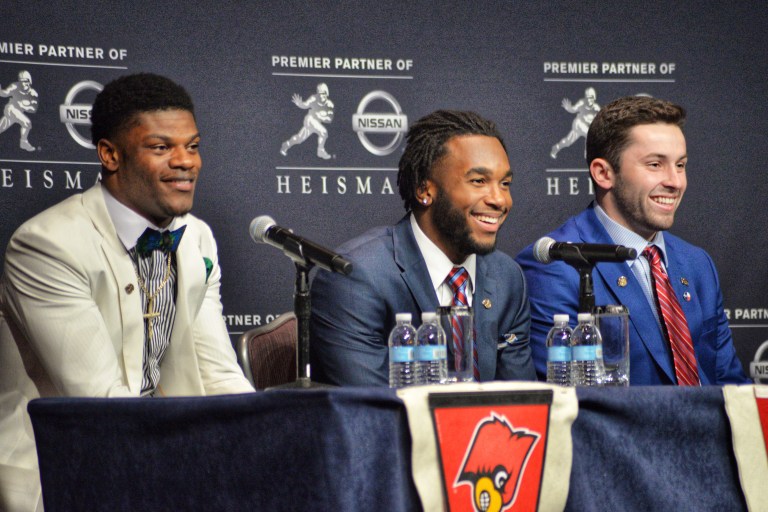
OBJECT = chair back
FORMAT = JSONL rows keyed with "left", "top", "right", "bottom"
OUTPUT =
{"left": 237, "top": 312, "right": 297, "bottom": 389}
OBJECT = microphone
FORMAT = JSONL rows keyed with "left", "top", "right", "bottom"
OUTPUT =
{"left": 533, "top": 236, "right": 637, "bottom": 265}
{"left": 249, "top": 215, "right": 353, "bottom": 275}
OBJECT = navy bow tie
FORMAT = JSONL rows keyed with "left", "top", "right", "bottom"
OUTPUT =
{"left": 135, "top": 226, "right": 186, "bottom": 255}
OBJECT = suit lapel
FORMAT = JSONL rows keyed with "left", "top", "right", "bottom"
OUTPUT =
{"left": 664, "top": 240, "right": 702, "bottom": 337}
{"left": 473, "top": 256, "right": 495, "bottom": 379}
{"left": 393, "top": 217, "right": 440, "bottom": 313}
{"left": 576, "top": 208, "right": 676, "bottom": 381}
{"left": 663, "top": 238, "right": 705, "bottom": 381}
{"left": 82, "top": 184, "right": 145, "bottom": 394}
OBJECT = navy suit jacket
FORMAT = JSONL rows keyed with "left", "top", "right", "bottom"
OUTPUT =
{"left": 310, "top": 216, "right": 536, "bottom": 386}
{"left": 515, "top": 204, "right": 749, "bottom": 385}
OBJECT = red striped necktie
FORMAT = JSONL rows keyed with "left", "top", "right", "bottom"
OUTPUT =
{"left": 643, "top": 245, "right": 700, "bottom": 386}
{"left": 447, "top": 266, "right": 480, "bottom": 381}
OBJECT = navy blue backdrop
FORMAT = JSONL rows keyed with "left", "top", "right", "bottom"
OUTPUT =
{"left": 1, "top": 0, "right": 767, "bottom": 380}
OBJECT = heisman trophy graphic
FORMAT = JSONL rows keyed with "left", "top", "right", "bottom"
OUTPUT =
{"left": 0, "top": 70, "right": 39, "bottom": 152}
{"left": 280, "top": 83, "right": 334, "bottom": 160}
{"left": 550, "top": 87, "right": 600, "bottom": 160}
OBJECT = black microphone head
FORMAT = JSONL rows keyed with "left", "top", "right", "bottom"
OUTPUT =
{"left": 249, "top": 215, "right": 276, "bottom": 244}
{"left": 620, "top": 246, "right": 638, "bottom": 260}
{"left": 533, "top": 236, "right": 556, "bottom": 264}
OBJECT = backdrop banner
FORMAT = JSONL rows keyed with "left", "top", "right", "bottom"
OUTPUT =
{"left": 2, "top": 0, "right": 767, "bottom": 379}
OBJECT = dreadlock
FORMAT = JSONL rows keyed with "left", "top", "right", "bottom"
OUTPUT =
{"left": 397, "top": 110, "right": 506, "bottom": 212}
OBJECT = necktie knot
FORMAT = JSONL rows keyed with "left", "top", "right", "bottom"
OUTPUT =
{"left": 447, "top": 266, "right": 469, "bottom": 307}
{"left": 642, "top": 245, "right": 661, "bottom": 266}
{"left": 136, "top": 226, "right": 186, "bottom": 256}
{"left": 447, "top": 266, "right": 468, "bottom": 290}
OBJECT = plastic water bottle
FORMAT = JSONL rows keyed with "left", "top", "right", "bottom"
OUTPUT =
{"left": 415, "top": 312, "right": 447, "bottom": 385}
{"left": 388, "top": 313, "right": 418, "bottom": 388}
{"left": 571, "top": 312, "right": 605, "bottom": 386}
{"left": 546, "top": 314, "right": 573, "bottom": 386}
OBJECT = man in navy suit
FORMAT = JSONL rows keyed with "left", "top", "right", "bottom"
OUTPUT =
{"left": 310, "top": 110, "right": 536, "bottom": 386}
{"left": 516, "top": 96, "right": 749, "bottom": 385}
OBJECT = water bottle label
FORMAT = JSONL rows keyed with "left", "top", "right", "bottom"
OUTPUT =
{"left": 416, "top": 345, "right": 447, "bottom": 361}
{"left": 390, "top": 346, "right": 414, "bottom": 363}
{"left": 572, "top": 345, "right": 598, "bottom": 361}
{"left": 547, "top": 346, "right": 571, "bottom": 362}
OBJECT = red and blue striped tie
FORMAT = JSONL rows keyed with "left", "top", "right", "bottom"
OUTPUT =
{"left": 643, "top": 246, "right": 700, "bottom": 386}
{"left": 447, "top": 266, "right": 480, "bottom": 381}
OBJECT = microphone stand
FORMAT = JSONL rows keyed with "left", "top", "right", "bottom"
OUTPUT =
{"left": 558, "top": 245, "right": 596, "bottom": 314}
{"left": 576, "top": 265, "right": 595, "bottom": 314}
{"left": 269, "top": 237, "right": 333, "bottom": 389}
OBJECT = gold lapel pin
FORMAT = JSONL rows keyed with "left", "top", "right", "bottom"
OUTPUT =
{"left": 617, "top": 276, "right": 628, "bottom": 287}
{"left": 125, "top": 284, "right": 135, "bottom": 294}
{"left": 482, "top": 298, "right": 492, "bottom": 309}
{"left": 680, "top": 277, "right": 689, "bottom": 286}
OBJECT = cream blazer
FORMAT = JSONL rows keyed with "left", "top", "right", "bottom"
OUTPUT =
{"left": 0, "top": 183, "right": 253, "bottom": 511}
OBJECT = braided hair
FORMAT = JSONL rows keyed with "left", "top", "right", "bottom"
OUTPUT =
{"left": 397, "top": 110, "right": 506, "bottom": 212}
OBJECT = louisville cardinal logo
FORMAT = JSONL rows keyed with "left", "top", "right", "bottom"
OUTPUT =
{"left": 454, "top": 414, "right": 540, "bottom": 512}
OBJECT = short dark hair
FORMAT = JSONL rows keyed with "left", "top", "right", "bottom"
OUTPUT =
{"left": 397, "top": 110, "right": 506, "bottom": 212}
{"left": 90, "top": 73, "right": 195, "bottom": 145}
{"left": 586, "top": 96, "right": 685, "bottom": 171}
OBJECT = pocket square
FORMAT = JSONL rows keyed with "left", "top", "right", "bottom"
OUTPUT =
{"left": 203, "top": 257, "right": 213, "bottom": 283}
{"left": 497, "top": 332, "right": 517, "bottom": 350}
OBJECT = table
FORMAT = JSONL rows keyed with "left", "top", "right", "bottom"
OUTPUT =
{"left": 28, "top": 386, "right": 747, "bottom": 511}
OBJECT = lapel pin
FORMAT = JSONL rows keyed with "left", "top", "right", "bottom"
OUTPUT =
{"left": 617, "top": 276, "right": 628, "bottom": 287}
{"left": 683, "top": 291, "right": 691, "bottom": 302}
{"left": 125, "top": 284, "right": 134, "bottom": 294}
{"left": 482, "top": 298, "right": 492, "bottom": 309}
{"left": 680, "top": 277, "right": 689, "bottom": 286}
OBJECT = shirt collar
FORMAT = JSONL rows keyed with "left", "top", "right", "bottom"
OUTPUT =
{"left": 594, "top": 203, "right": 668, "bottom": 266}
{"left": 410, "top": 213, "right": 476, "bottom": 295}
{"left": 101, "top": 187, "right": 185, "bottom": 252}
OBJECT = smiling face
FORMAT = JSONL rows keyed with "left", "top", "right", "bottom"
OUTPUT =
{"left": 599, "top": 122, "right": 687, "bottom": 240}
{"left": 420, "top": 134, "right": 512, "bottom": 263}
{"left": 98, "top": 109, "right": 201, "bottom": 228}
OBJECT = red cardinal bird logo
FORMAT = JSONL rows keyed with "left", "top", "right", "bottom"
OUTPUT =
{"left": 454, "top": 414, "right": 540, "bottom": 512}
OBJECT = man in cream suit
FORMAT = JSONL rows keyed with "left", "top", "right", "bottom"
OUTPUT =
{"left": 0, "top": 73, "right": 254, "bottom": 512}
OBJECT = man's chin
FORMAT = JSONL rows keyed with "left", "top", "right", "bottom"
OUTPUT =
{"left": 168, "top": 202, "right": 194, "bottom": 217}
{"left": 469, "top": 238, "right": 497, "bottom": 256}
{"left": 644, "top": 217, "right": 675, "bottom": 235}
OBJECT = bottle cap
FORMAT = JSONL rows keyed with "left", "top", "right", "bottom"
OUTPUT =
{"left": 577, "top": 312, "right": 592, "bottom": 322}
{"left": 421, "top": 312, "right": 437, "bottom": 322}
{"left": 395, "top": 312, "right": 412, "bottom": 323}
{"left": 553, "top": 314, "right": 569, "bottom": 323}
